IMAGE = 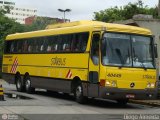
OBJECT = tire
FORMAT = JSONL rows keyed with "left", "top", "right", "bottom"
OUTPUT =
{"left": 15, "top": 75, "right": 24, "bottom": 92}
{"left": 74, "top": 83, "right": 87, "bottom": 104}
{"left": 25, "top": 76, "right": 35, "bottom": 94}
{"left": 116, "top": 99, "right": 128, "bottom": 105}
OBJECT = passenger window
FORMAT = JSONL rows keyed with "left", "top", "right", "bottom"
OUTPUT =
{"left": 35, "top": 39, "right": 41, "bottom": 53}
{"left": 80, "top": 33, "right": 88, "bottom": 51}
{"left": 91, "top": 34, "right": 100, "bottom": 65}
{"left": 72, "top": 32, "right": 89, "bottom": 52}
{"left": 14, "top": 40, "right": 22, "bottom": 53}
{"left": 10, "top": 41, "right": 14, "bottom": 53}
{"left": 12, "top": 41, "right": 17, "bottom": 53}
{"left": 47, "top": 45, "right": 52, "bottom": 52}
{"left": 72, "top": 34, "right": 80, "bottom": 52}
{"left": 51, "top": 36, "right": 59, "bottom": 52}
{"left": 35, "top": 38, "right": 42, "bottom": 52}
{"left": 4, "top": 32, "right": 89, "bottom": 54}
{"left": 5, "top": 41, "right": 12, "bottom": 53}
{"left": 39, "top": 38, "right": 47, "bottom": 52}
{"left": 62, "top": 35, "right": 72, "bottom": 52}
{"left": 47, "top": 37, "right": 53, "bottom": 52}
{"left": 28, "top": 40, "right": 33, "bottom": 52}
{"left": 22, "top": 40, "right": 28, "bottom": 53}
{"left": 32, "top": 39, "right": 38, "bottom": 53}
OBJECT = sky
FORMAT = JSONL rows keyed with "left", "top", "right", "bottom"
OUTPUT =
{"left": 11, "top": 0, "right": 159, "bottom": 21}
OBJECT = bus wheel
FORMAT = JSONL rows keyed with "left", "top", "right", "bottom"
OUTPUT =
{"left": 116, "top": 99, "right": 128, "bottom": 105}
{"left": 15, "top": 75, "right": 24, "bottom": 92}
{"left": 25, "top": 76, "right": 35, "bottom": 94}
{"left": 74, "top": 83, "right": 87, "bottom": 104}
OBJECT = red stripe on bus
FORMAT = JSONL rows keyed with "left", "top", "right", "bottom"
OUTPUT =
{"left": 66, "top": 70, "right": 71, "bottom": 78}
{"left": 68, "top": 72, "right": 72, "bottom": 78}
{"left": 13, "top": 58, "right": 18, "bottom": 73}
{"left": 10, "top": 57, "right": 18, "bottom": 73}
{"left": 10, "top": 57, "right": 17, "bottom": 73}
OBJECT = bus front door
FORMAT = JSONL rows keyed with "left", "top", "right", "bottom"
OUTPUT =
{"left": 88, "top": 33, "right": 100, "bottom": 97}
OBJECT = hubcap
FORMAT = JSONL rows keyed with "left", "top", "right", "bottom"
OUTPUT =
{"left": 17, "top": 80, "right": 21, "bottom": 89}
{"left": 76, "top": 86, "right": 82, "bottom": 98}
{"left": 26, "top": 79, "right": 31, "bottom": 90}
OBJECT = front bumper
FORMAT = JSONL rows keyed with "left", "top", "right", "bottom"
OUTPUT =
{"left": 99, "top": 87, "right": 157, "bottom": 100}
{"left": 158, "top": 81, "right": 160, "bottom": 98}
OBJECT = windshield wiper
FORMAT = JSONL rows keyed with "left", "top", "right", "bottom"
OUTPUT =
{"left": 141, "top": 62, "right": 147, "bottom": 70}
{"left": 115, "top": 48, "right": 124, "bottom": 68}
{"left": 133, "top": 47, "right": 147, "bottom": 70}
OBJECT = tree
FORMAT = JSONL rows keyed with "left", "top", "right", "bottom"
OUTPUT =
{"left": 0, "top": 5, "right": 11, "bottom": 15}
{"left": 0, "top": 9, "right": 24, "bottom": 54}
{"left": 0, "top": 6, "right": 58, "bottom": 54}
{"left": 24, "top": 17, "right": 58, "bottom": 32}
{"left": 93, "top": 0, "right": 159, "bottom": 22}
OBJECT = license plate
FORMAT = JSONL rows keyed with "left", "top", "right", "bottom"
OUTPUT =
{"left": 126, "top": 94, "right": 135, "bottom": 98}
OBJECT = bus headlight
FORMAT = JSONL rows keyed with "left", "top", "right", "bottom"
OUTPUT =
{"left": 105, "top": 80, "right": 117, "bottom": 87}
{"left": 147, "top": 82, "right": 155, "bottom": 88}
{"left": 111, "top": 81, "right": 117, "bottom": 87}
{"left": 106, "top": 81, "right": 110, "bottom": 86}
{"left": 147, "top": 83, "right": 151, "bottom": 88}
{"left": 151, "top": 83, "right": 155, "bottom": 88}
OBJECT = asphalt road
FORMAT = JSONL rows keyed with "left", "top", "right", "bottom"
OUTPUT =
{"left": 0, "top": 80, "right": 160, "bottom": 120}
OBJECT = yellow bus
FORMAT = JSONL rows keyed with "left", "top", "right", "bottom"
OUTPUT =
{"left": 2, "top": 20, "right": 158, "bottom": 104}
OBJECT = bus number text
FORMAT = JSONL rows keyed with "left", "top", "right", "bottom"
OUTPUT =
{"left": 107, "top": 73, "right": 122, "bottom": 78}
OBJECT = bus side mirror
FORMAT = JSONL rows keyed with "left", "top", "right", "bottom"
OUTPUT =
{"left": 154, "top": 44, "right": 158, "bottom": 58}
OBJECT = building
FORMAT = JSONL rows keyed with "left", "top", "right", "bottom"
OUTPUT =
{"left": 0, "top": 0, "right": 37, "bottom": 24}
{"left": 7, "top": 6, "right": 37, "bottom": 24}
{"left": 25, "top": 16, "right": 66, "bottom": 25}
{"left": 0, "top": 0, "right": 15, "bottom": 6}
{"left": 25, "top": 16, "right": 35, "bottom": 25}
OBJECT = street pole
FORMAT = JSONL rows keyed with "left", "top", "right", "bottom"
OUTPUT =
{"left": 63, "top": 11, "right": 65, "bottom": 23}
{"left": 58, "top": 9, "right": 71, "bottom": 23}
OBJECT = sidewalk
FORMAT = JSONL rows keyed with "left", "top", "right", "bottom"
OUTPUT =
{"left": 129, "top": 99, "right": 160, "bottom": 107}
{"left": 130, "top": 87, "right": 160, "bottom": 106}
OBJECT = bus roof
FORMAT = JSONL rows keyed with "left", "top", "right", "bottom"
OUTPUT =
{"left": 6, "top": 20, "right": 152, "bottom": 40}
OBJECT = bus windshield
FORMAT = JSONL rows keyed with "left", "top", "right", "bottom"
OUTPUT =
{"left": 102, "top": 33, "right": 155, "bottom": 69}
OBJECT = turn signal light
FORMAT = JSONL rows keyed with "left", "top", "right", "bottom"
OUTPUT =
{"left": 147, "top": 82, "right": 155, "bottom": 88}
{"left": 100, "top": 79, "right": 106, "bottom": 87}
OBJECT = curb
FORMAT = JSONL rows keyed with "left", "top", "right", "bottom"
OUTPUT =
{"left": 129, "top": 99, "right": 160, "bottom": 107}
